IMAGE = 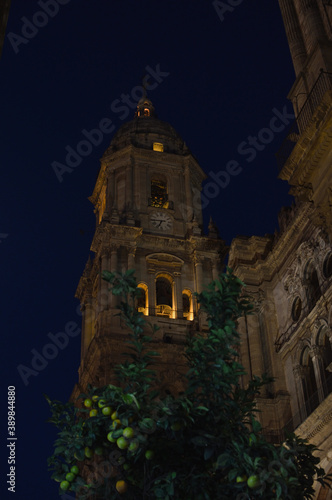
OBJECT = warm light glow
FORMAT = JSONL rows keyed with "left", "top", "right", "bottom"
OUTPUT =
{"left": 98, "top": 185, "right": 107, "bottom": 223}
{"left": 151, "top": 179, "right": 167, "bottom": 208}
{"left": 182, "top": 289, "right": 194, "bottom": 320}
{"left": 153, "top": 142, "right": 164, "bottom": 152}
{"left": 156, "top": 274, "right": 174, "bottom": 318}
{"left": 156, "top": 304, "right": 172, "bottom": 317}
{"left": 137, "top": 283, "right": 149, "bottom": 315}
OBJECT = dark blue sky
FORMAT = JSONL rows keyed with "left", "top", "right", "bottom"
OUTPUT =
{"left": 0, "top": 1, "right": 295, "bottom": 498}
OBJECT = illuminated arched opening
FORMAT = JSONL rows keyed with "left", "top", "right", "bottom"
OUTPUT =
{"left": 156, "top": 274, "right": 174, "bottom": 318}
{"left": 150, "top": 178, "right": 168, "bottom": 208}
{"left": 137, "top": 283, "right": 149, "bottom": 316}
{"left": 182, "top": 289, "right": 193, "bottom": 321}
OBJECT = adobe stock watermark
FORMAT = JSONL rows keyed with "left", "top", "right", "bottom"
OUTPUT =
{"left": 213, "top": 0, "right": 244, "bottom": 23}
{"left": 51, "top": 64, "right": 170, "bottom": 183}
{"left": 17, "top": 310, "right": 81, "bottom": 386}
{"left": 179, "top": 104, "right": 295, "bottom": 218}
{"left": 7, "top": 0, "right": 71, "bottom": 54}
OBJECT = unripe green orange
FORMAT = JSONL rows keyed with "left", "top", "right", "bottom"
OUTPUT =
{"left": 123, "top": 427, "right": 135, "bottom": 439}
{"left": 117, "top": 437, "right": 129, "bottom": 449}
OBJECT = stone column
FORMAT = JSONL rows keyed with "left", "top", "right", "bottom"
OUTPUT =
{"left": 174, "top": 272, "right": 183, "bottom": 319}
{"left": 211, "top": 259, "right": 219, "bottom": 282}
{"left": 147, "top": 270, "right": 156, "bottom": 316}
{"left": 109, "top": 168, "right": 115, "bottom": 209}
{"left": 293, "top": 364, "right": 307, "bottom": 424}
{"left": 195, "top": 256, "right": 203, "bottom": 295}
{"left": 245, "top": 313, "right": 264, "bottom": 378}
{"left": 110, "top": 245, "right": 118, "bottom": 308}
{"left": 100, "top": 250, "right": 110, "bottom": 312}
{"left": 310, "top": 345, "right": 325, "bottom": 402}
{"left": 83, "top": 297, "right": 94, "bottom": 358}
{"left": 184, "top": 164, "right": 193, "bottom": 222}
{"left": 299, "top": 0, "right": 328, "bottom": 53}
{"left": 128, "top": 247, "right": 136, "bottom": 271}
{"left": 110, "top": 245, "right": 118, "bottom": 272}
{"left": 278, "top": 0, "right": 307, "bottom": 76}
{"left": 126, "top": 162, "right": 133, "bottom": 210}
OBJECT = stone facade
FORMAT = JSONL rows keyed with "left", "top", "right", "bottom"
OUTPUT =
{"left": 72, "top": 2, "right": 332, "bottom": 497}
{"left": 228, "top": 2, "right": 332, "bottom": 497}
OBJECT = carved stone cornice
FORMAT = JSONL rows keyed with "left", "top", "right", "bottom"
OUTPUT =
{"left": 90, "top": 223, "right": 143, "bottom": 252}
{"left": 295, "top": 394, "right": 332, "bottom": 442}
{"left": 146, "top": 253, "right": 184, "bottom": 270}
{"left": 289, "top": 183, "right": 313, "bottom": 201}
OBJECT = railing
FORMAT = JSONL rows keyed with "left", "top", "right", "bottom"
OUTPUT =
{"left": 155, "top": 304, "right": 172, "bottom": 317}
{"left": 276, "top": 71, "right": 332, "bottom": 172}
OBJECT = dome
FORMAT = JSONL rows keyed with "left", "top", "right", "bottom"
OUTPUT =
{"left": 105, "top": 97, "right": 190, "bottom": 156}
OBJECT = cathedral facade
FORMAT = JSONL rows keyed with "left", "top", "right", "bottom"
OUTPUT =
{"left": 73, "top": 1, "right": 332, "bottom": 497}
{"left": 229, "top": 2, "right": 332, "bottom": 498}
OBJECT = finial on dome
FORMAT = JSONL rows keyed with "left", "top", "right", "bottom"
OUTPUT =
{"left": 135, "top": 96, "right": 155, "bottom": 118}
{"left": 135, "top": 77, "right": 156, "bottom": 117}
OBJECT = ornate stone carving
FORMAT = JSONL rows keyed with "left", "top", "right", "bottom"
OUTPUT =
{"left": 289, "top": 183, "right": 313, "bottom": 201}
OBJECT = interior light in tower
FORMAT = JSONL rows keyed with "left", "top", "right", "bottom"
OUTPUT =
{"left": 153, "top": 142, "right": 164, "bottom": 152}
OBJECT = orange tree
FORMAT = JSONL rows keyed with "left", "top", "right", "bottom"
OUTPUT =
{"left": 47, "top": 269, "right": 330, "bottom": 499}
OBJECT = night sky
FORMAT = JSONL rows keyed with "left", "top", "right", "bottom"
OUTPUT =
{"left": 1, "top": 1, "right": 295, "bottom": 498}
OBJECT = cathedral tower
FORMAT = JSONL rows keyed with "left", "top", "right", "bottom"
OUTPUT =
{"left": 74, "top": 96, "right": 226, "bottom": 393}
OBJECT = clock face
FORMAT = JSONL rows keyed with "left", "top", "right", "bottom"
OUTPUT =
{"left": 150, "top": 211, "right": 172, "bottom": 231}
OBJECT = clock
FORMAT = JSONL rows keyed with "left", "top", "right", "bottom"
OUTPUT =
{"left": 150, "top": 211, "right": 172, "bottom": 231}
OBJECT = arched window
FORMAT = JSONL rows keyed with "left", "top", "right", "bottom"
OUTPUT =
{"left": 323, "top": 253, "right": 332, "bottom": 279}
{"left": 304, "top": 261, "right": 321, "bottom": 311}
{"left": 156, "top": 275, "right": 173, "bottom": 317}
{"left": 182, "top": 289, "right": 193, "bottom": 321}
{"left": 317, "top": 328, "right": 332, "bottom": 397}
{"left": 291, "top": 296, "right": 302, "bottom": 322}
{"left": 301, "top": 347, "right": 319, "bottom": 416}
{"left": 137, "top": 283, "right": 148, "bottom": 316}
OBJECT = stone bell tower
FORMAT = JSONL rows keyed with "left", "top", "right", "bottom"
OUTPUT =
{"left": 74, "top": 96, "right": 226, "bottom": 394}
